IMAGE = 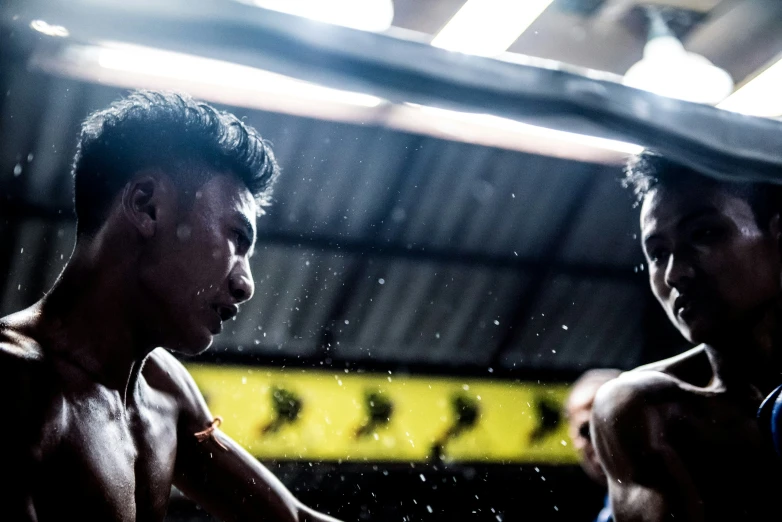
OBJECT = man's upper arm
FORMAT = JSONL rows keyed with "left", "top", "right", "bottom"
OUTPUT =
{"left": 0, "top": 345, "right": 40, "bottom": 521}
{"left": 591, "top": 375, "right": 703, "bottom": 522}
{"left": 148, "top": 350, "right": 339, "bottom": 522}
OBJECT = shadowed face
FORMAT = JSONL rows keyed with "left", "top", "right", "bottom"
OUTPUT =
{"left": 641, "top": 181, "right": 781, "bottom": 346}
{"left": 138, "top": 172, "right": 257, "bottom": 355}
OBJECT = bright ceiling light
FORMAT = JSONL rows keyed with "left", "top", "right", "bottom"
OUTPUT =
{"left": 244, "top": 0, "right": 394, "bottom": 32}
{"left": 623, "top": 10, "right": 733, "bottom": 105}
{"left": 30, "top": 20, "right": 69, "bottom": 38}
{"left": 431, "top": 0, "right": 553, "bottom": 57}
{"left": 717, "top": 57, "right": 782, "bottom": 118}
{"left": 93, "top": 42, "right": 384, "bottom": 108}
{"left": 405, "top": 104, "right": 643, "bottom": 156}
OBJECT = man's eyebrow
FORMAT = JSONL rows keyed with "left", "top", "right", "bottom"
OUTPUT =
{"left": 236, "top": 212, "right": 256, "bottom": 245}
{"left": 676, "top": 208, "right": 720, "bottom": 230}
{"left": 642, "top": 208, "right": 719, "bottom": 244}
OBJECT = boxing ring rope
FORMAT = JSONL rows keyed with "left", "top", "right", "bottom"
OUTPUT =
{"left": 4, "top": 0, "right": 782, "bottom": 182}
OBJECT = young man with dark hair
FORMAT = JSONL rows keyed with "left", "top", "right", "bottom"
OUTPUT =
{"left": 0, "top": 91, "right": 340, "bottom": 521}
{"left": 591, "top": 150, "right": 782, "bottom": 521}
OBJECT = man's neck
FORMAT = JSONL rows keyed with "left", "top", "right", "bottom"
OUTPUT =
{"left": 705, "top": 299, "right": 782, "bottom": 398}
{"left": 36, "top": 243, "right": 153, "bottom": 402}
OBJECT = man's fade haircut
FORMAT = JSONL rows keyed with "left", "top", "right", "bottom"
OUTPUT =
{"left": 622, "top": 149, "right": 782, "bottom": 230}
{"left": 72, "top": 90, "right": 280, "bottom": 236}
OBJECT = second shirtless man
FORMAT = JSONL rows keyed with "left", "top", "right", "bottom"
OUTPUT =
{"left": 592, "top": 151, "right": 782, "bottom": 521}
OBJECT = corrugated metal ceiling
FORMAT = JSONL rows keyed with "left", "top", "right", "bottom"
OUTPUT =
{"left": 0, "top": 68, "right": 654, "bottom": 376}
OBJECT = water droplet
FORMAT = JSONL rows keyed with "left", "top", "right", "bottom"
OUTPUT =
{"left": 176, "top": 224, "right": 192, "bottom": 241}
{"left": 378, "top": 278, "right": 385, "bottom": 285}
{"left": 561, "top": 324, "right": 568, "bottom": 330}
{"left": 13, "top": 163, "right": 22, "bottom": 176}
{"left": 493, "top": 320, "right": 500, "bottom": 326}
{"left": 419, "top": 474, "right": 426, "bottom": 482}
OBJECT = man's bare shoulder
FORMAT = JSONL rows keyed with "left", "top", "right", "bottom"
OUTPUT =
{"left": 0, "top": 311, "right": 50, "bottom": 425}
{"left": 143, "top": 349, "right": 197, "bottom": 396}
{"left": 632, "top": 345, "right": 710, "bottom": 381}
{"left": 593, "top": 346, "right": 709, "bottom": 424}
{"left": 143, "top": 349, "right": 211, "bottom": 426}
{"left": 0, "top": 310, "right": 46, "bottom": 371}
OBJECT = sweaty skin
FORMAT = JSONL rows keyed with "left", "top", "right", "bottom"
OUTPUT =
{"left": 0, "top": 172, "right": 340, "bottom": 522}
{"left": 592, "top": 181, "right": 782, "bottom": 521}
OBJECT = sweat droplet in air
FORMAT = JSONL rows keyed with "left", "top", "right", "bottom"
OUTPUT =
{"left": 13, "top": 163, "right": 22, "bottom": 176}
{"left": 176, "top": 224, "right": 192, "bottom": 241}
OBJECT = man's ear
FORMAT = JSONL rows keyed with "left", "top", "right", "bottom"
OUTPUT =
{"left": 122, "top": 173, "right": 173, "bottom": 238}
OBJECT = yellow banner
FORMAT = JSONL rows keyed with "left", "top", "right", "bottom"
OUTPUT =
{"left": 187, "top": 364, "right": 578, "bottom": 464}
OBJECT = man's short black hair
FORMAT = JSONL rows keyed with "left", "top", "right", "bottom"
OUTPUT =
{"left": 623, "top": 149, "right": 782, "bottom": 230}
{"left": 72, "top": 90, "right": 280, "bottom": 236}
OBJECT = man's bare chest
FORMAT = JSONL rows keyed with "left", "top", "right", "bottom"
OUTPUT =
{"left": 31, "top": 384, "right": 180, "bottom": 522}
{"left": 665, "top": 393, "right": 782, "bottom": 503}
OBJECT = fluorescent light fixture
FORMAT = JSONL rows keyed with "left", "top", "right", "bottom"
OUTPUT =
{"left": 404, "top": 104, "right": 643, "bottom": 156}
{"left": 431, "top": 0, "right": 553, "bottom": 57}
{"left": 717, "top": 57, "right": 782, "bottom": 118}
{"left": 31, "top": 42, "right": 640, "bottom": 164}
{"left": 91, "top": 42, "right": 384, "bottom": 108}
{"left": 243, "top": 0, "right": 394, "bottom": 32}
{"left": 30, "top": 20, "right": 69, "bottom": 38}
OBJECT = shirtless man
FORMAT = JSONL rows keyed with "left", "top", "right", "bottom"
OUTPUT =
{"left": 591, "top": 150, "right": 782, "bottom": 521}
{"left": 0, "top": 91, "right": 341, "bottom": 521}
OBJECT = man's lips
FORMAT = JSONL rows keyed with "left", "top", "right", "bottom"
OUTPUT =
{"left": 673, "top": 294, "right": 699, "bottom": 321}
{"left": 207, "top": 304, "right": 239, "bottom": 335}
{"left": 208, "top": 308, "right": 223, "bottom": 335}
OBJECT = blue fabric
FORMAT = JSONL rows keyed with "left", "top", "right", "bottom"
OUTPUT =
{"left": 758, "top": 384, "right": 782, "bottom": 456}
{"left": 594, "top": 494, "right": 612, "bottom": 522}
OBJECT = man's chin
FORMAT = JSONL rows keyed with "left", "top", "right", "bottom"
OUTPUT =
{"left": 678, "top": 321, "right": 721, "bottom": 347}
{"left": 167, "top": 332, "right": 215, "bottom": 356}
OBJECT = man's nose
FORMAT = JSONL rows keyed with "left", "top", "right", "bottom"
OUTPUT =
{"left": 229, "top": 261, "right": 255, "bottom": 303}
{"left": 664, "top": 252, "right": 695, "bottom": 291}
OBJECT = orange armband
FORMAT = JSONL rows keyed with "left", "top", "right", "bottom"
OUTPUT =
{"left": 194, "top": 416, "right": 229, "bottom": 450}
